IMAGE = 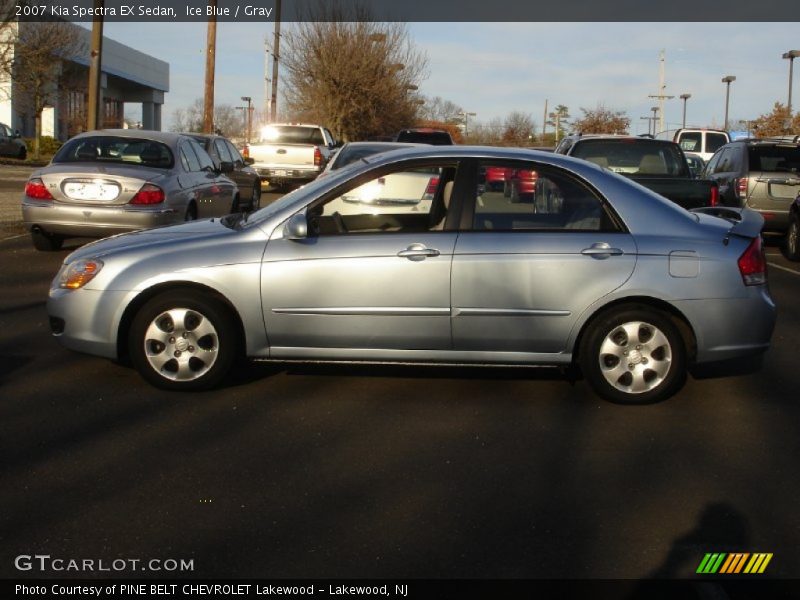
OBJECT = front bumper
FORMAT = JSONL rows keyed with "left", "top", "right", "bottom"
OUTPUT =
{"left": 47, "top": 286, "right": 131, "bottom": 360}
{"left": 23, "top": 199, "right": 180, "bottom": 238}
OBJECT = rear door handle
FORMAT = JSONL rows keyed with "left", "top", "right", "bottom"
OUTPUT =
{"left": 398, "top": 243, "right": 440, "bottom": 260}
{"left": 581, "top": 243, "right": 623, "bottom": 257}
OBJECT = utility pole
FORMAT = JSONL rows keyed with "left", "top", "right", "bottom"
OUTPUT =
{"left": 269, "top": 0, "right": 282, "bottom": 123}
{"left": 541, "top": 99, "right": 548, "bottom": 141}
{"left": 203, "top": 0, "right": 217, "bottom": 134}
{"left": 264, "top": 36, "right": 270, "bottom": 123}
{"left": 648, "top": 49, "right": 673, "bottom": 134}
{"left": 86, "top": 0, "right": 104, "bottom": 130}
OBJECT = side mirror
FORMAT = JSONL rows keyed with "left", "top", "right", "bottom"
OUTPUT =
{"left": 285, "top": 212, "right": 308, "bottom": 240}
{"left": 219, "top": 160, "right": 234, "bottom": 173}
{"left": 244, "top": 157, "right": 255, "bottom": 166}
{"left": 13, "top": 129, "right": 21, "bottom": 138}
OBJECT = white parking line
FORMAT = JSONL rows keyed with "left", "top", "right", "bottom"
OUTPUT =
{"left": 0, "top": 233, "right": 26, "bottom": 242}
{"left": 768, "top": 262, "right": 800, "bottom": 276}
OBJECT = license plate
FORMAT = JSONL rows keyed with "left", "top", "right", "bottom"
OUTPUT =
{"left": 273, "top": 170, "right": 287, "bottom": 177}
{"left": 63, "top": 181, "right": 120, "bottom": 201}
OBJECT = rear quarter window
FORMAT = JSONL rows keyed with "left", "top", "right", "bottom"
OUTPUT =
{"left": 747, "top": 145, "right": 800, "bottom": 173}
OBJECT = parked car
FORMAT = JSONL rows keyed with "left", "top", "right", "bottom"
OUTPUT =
{"left": 785, "top": 192, "right": 800, "bottom": 260}
{"left": 0, "top": 122, "right": 27, "bottom": 159}
{"left": 244, "top": 123, "right": 336, "bottom": 190}
{"left": 702, "top": 137, "right": 800, "bottom": 246}
{"left": 22, "top": 129, "right": 238, "bottom": 251}
{"left": 554, "top": 134, "right": 719, "bottom": 210}
{"left": 394, "top": 128, "right": 454, "bottom": 145}
{"left": 319, "top": 141, "right": 420, "bottom": 176}
{"left": 45, "top": 146, "right": 775, "bottom": 404}
{"left": 684, "top": 153, "right": 706, "bottom": 178}
{"left": 187, "top": 132, "right": 261, "bottom": 211}
{"left": 655, "top": 128, "right": 730, "bottom": 162}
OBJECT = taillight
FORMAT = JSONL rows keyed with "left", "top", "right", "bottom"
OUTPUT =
{"left": 422, "top": 176, "right": 440, "bottom": 201}
{"left": 735, "top": 177, "right": 748, "bottom": 201}
{"left": 314, "top": 146, "right": 322, "bottom": 167}
{"left": 710, "top": 184, "right": 719, "bottom": 207}
{"left": 25, "top": 178, "right": 53, "bottom": 200}
{"left": 129, "top": 184, "right": 165, "bottom": 205}
{"left": 242, "top": 144, "right": 249, "bottom": 159}
{"left": 738, "top": 237, "right": 767, "bottom": 286}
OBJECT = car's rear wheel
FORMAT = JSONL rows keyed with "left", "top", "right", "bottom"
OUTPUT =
{"left": 31, "top": 229, "right": 64, "bottom": 251}
{"left": 185, "top": 203, "right": 197, "bottom": 221}
{"left": 580, "top": 306, "right": 686, "bottom": 404}
{"left": 783, "top": 214, "right": 800, "bottom": 261}
{"left": 129, "top": 291, "right": 239, "bottom": 391}
{"left": 251, "top": 182, "right": 261, "bottom": 210}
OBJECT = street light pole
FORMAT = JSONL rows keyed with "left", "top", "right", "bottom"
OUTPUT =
{"left": 680, "top": 93, "right": 691, "bottom": 128}
{"left": 650, "top": 106, "right": 659, "bottom": 136}
{"left": 722, "top": 75, "right": 736, "bottom": 131}
{"left": 782, "top": 50, "right": 800, "bottom": 123}
{"left": 241, "top": 96, "right": 252, "bottom": 143}
{"left": 460, "top": 111, "right": 476, "bottom": 137}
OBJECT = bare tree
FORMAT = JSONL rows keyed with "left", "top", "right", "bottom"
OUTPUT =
{"left": 571, "top": 104, "right": 630, "bottom": 134}
{"left": 502, "top": 111, "right": 536, "bottom": 146}
{"left": 170, "top": 98, "right": 246, "bottom": 138}
{"left": 280, "top": 2, "right": 427, "bottom": 141}
{"left": 419, "top": 96, "right": 463, "bottom": 124}
{"left": 0, "top": 20, "right": 84, "bottom": 158}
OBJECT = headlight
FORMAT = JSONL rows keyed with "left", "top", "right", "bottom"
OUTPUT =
{"left": 58, "top": 259, "right": 104, "bottom": 290}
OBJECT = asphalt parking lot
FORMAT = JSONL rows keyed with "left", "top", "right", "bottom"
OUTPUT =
{"left": 2, "top": 173, "right": 800, "bottom": 581}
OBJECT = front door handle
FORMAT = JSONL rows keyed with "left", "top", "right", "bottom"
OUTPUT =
{"left": 398, "top": 243, "right": 440, "bottom": 261}
{"left": 581, "top": 242, "right": 623, "bottom": 257}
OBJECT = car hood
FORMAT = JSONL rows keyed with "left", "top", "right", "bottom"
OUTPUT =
{"left": 63, "top": 217, "right": 257, "bottom": 265}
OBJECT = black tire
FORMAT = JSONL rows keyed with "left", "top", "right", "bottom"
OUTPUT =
{"left": 128, "top": 291, "right": 239, "bottom": 391}
{"left": 18, "top": 146, "right": 27, "bottom": 160}
{"left": 31, "top": 230, "right": 64, "bottom": 251}
{"left": 783, "top": 214, "right": 800, "bottom": 261}
{"left": 250, "top": 182, "right": 261, "bottom": 210}
{"left": 509, "top": 181, "right": 520, "bottom": 203}
{"left": 230, "top": 195, "right": 241, "bottom": 213}
{"left": 185, "top": 203, "right": 197, "bottom": 221}
{"left": 579, "top": 306, "right": 686, "bottom": 404}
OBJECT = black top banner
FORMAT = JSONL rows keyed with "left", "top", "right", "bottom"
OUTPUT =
{"left": 7, "top": 0, "right": 800, "bottom": 23}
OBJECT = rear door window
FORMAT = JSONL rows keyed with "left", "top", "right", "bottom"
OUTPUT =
{"left": 747, "top": 145, "right": 800, "bottom": 173}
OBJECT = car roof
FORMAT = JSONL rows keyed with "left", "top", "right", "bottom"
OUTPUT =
{"left": 72, "top": 129, "right": 186, "bottom": 144}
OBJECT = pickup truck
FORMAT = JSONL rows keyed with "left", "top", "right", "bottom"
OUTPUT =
{"left": 243, "top": 123, "right": 336, "bottom": 190}
{"left": 554, "top": 134, "right": 718, "bottom": 210}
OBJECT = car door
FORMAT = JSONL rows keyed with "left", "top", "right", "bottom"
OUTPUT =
{"left": 188, "top": 139, "right": 235, "bottom": 217}
{"left": 260, "top": 160, "right": 459, "bottom": 356}
{"left": 451, "top": 159, "right": 637, "bottom": 355}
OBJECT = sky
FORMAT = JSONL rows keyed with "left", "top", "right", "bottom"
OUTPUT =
{"left": 100, "top": 21, "right": 800, "bottom": 135}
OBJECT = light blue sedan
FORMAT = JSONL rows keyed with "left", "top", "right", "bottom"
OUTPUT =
{"left": 46, "top": 146, "right": 776, "bottom": 403}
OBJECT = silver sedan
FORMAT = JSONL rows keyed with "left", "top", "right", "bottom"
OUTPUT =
{"left": 45, "top": 146, "right": 776, "bottom": 403}
{"left": 22, "top": 129, "right": 238, "bottom": 251}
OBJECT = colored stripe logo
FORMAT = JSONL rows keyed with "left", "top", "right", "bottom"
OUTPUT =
{"left": 697, "top": 553, "right": 773, "bottom": 574}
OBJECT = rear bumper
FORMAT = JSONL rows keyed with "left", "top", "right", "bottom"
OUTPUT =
{"left": 23, "top": 199, "right": 180, "bottom": 237}
{"left": 253, "top": 166, "right": 321, "bottom": 182}
{"left": 673, "top": 288, "right": 776, "bottom": 365}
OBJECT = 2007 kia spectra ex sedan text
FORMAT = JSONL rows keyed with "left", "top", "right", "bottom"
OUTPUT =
{"left": 46, "top": 146, "right": 776, "bottom": 404}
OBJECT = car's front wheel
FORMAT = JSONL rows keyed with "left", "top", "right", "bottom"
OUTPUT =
{"left": 579, "top": 306, "right": 686, "bottom": 404}
{"left": 129, "top": 291, "right": 239, "bottom": 391}
{"left": 783, "top": 214, "right": 800, "bottom": 261}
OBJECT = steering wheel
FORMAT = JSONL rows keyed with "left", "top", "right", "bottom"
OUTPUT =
{"left": 332, "top": 211, "right": 348, "bottom": 234}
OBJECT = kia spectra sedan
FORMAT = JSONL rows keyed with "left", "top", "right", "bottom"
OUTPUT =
{"left": 46, "top": 146, "right": 776, "bottom": 404}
